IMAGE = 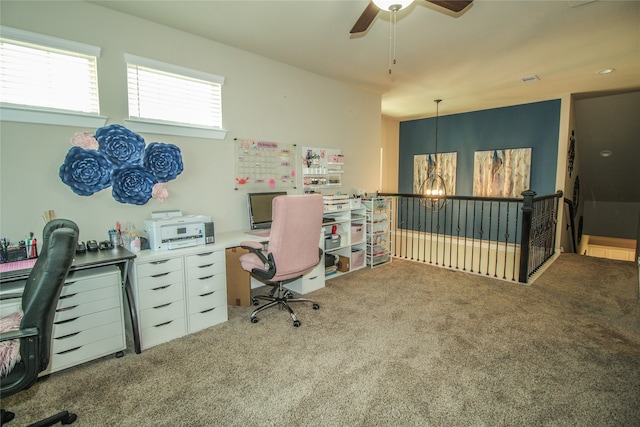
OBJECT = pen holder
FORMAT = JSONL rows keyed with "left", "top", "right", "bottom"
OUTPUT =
{"left": 109, "top": 231, "right": 120, "bottom": 247}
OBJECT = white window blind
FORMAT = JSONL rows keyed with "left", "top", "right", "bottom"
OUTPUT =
{"left": 125, "top": 54, "right": 224, "bottom": 130}
{"left": 0, "top": 27, "right": 100, "bottom": 115}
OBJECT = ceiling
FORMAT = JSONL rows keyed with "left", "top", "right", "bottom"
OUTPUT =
{"left": 88, "top": 0, "right": 639, "bottom": 203}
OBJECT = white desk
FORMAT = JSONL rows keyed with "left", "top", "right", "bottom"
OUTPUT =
{"left": 128, "top": 229, "right": 325, "bottom": 352}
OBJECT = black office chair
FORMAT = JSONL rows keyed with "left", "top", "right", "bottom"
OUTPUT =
{"left": 0, "top": 219, "right": 79, "bottom": 426}
{"left": 239, "top": 194, "right": 324, "bottom": 326}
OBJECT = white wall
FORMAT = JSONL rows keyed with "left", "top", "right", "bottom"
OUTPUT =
{"left": 380, "top": 116, "right": 399, "bottom": 193}
{"left": 0, "top": 1, "right": 381, "bottom": 244}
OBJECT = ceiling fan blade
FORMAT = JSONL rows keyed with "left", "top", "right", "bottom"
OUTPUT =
{"left": 426, "top": 0, "right": 473, "bottom": 13}
{"left": 350, "top": 2, "right": 380, "bottom": 34}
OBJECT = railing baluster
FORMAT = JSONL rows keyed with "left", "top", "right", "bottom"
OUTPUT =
{"left": 377, "top": 191, "right": 562, "bottom": 284}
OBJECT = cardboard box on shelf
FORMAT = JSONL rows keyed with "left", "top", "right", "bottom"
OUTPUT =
{"left": 337, "top": 255, "right": 350, "bottom": 272}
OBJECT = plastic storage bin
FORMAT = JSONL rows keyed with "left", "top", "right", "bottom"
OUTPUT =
{"left": 325, "top": 235, "right": 341, "bottom": 250}
{"left": 367, "top": 222, "right": 389, "bottom": 234}
{"left": 362, "top": 198, "right": 389, "bottom": 210}
{"left": 366, "top": 233, "right": 387, "bottom": 245}
{"left": 368, "top": 253, "right": 389, "bottom": 266}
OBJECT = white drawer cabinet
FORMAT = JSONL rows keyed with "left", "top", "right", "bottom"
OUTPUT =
{"left": 131, "top": 255, "right": 187, "bottom": 350}
{"left": 47, "top": 266, "right": 125, "bottom": 374}
{"left": 0, "top": 266, "right": 126, "bottom": 375}
{"left": 186, "top": 250, "right": 228, "bottom": 333}
{"left": 130, "top": 246, "right": 228, "bottom": 351}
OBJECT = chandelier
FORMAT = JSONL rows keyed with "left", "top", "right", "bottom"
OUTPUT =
{"left": 419, "top": 99, "right": 447, "bottom": 211}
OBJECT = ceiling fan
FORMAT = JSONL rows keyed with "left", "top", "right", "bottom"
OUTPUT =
{"left": 350, "top": 0, "right": 473, "bottom": 34}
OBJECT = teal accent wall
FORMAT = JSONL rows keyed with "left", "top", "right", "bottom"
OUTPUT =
{"left": 399, "top": 99, "right": 561, "bottom": 197}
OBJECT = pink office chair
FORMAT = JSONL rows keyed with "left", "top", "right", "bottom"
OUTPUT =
{"left": 239, "top": 194, "right": 324, "bottom": 326}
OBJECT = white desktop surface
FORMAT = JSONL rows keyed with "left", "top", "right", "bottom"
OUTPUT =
{"left": 134, "top": 229, "right": 267, "bottom": 261}
{"left": 133, "top": 229, "right": 323, "bottom": 296}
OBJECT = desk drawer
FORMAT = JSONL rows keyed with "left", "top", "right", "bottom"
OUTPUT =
{"left": 140, "top": 300, "right": 185, "bottom": 329}
{"left": 57, "top": 285, "right": 119, "bottom": 310}
{"left": 141, "top": 317, "right": 186, "bottom": 349}
{"left": 137, "top": 270, "right": 183, "bottom": 292}
{"left": 53, "top": 307, "right": 122, "bottom": 338}
{"left": 136, "top": 257, "right": 183, "bottom": 278}
{"left": 62, "top": 269, "right": 119, "bottom": 295}
{"left": 53, "top": 321, "right": 123, "bottom": 353}
{"left": 187, "top": 262, "right": 224, "bottom": 281}
{"left": 54, "top": 296, "right": 121, "bottom": 323}
{"left": 186, "top": 250, "right": 223, "bottom": 269}
{"left": 48, "top": 334, "right": 125, "bottom": 374}
{"left": 188, "top": 288, "right": 226, "bottom": 314}
{"left": 139, "top": 283, "right": 184, "bottom": 310}
{"left": 189, "top": 304, "right": 227, "bottom": 333}
{"left": 187, "top": 272, "right": 225, "bottom": 297}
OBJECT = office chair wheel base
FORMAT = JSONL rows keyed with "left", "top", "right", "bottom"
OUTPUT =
{"left": 293, "top": 320, "right": 301, "bottom": 327}
{"left": 252, "top": 298, "right": 259, "bottom": 306}
{"left": 1, "top": 409, "right": 15, "bottom": 424}
{"left": 251, "top": 317, "right": 259, "bottom": 323}
{"left": 312, "top": 303, "right": 320, "bottom": 310}
{"left": 62, "top": 411, "right": 78, "bottom": 424}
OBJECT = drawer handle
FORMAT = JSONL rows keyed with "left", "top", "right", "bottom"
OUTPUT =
{"left": 197, "top": 264, "right": 213, "bottom": 269}
{"left": 56, "top": 331, "right": 81, "bottom": 340}
{"left": 200, "top": 307, "right": 215, "bottom": 314}
{"left": 154, "top": 320, "right": 173, "bottom": 327}
{"left": 152, "top": 284, "right": 170, "bottom": 291}
{"left": 151, "top": 260, "right": 170, "bottom": 265}
{"left": 56, "top": 305, "right": 78, "bottom": 313}
{"left": 200, "top": 291, "right": 215, "bottom": 297}
{"left": 198, "top": 275, "right": 214, "bottom": 280}
{"left": 57, "top": 346, "right": 82, "bottom": 355}
{"left": 151, "top": 272, "right": 170, "bottom": 278}
{"left": 196, "top": 252, "right": 214, "bottom": 257}
{"left": 63, "top": 281, "right": 76, "bottom": 286}
{"left": 59, "top": 293, "right": 77, "bottom": 300}
{"left": 54, "top": 317, "right": 79, "bottom": 325}
{"left": 153, "top": 303, "right": 172, "bottom": 309}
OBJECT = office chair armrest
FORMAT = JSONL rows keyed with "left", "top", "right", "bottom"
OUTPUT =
{"left": 0, "top": 327, "right": 38, "bottom": 343}
{"left": 240, "top": 241, "right": 264, "bottom": 250}
{"left": 240, "top": 242, "right": 277, "bottom": 281}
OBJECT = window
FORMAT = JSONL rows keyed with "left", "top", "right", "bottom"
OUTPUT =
{"left": 0, "top": 26, "right": 105, "bottom": 127}
{"left": 125, "top": 54, "right": 226, "bottom": 139}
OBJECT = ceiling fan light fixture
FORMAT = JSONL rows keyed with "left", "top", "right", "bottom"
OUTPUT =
{"left": 372, "top": 0, "right": 414, "bottom": 12}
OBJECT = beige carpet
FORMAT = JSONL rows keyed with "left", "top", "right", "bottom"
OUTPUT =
{"left": 3, "top": 254, "right": 639, "bottom": 426}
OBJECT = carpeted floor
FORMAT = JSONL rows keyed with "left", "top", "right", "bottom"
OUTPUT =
{"left": 3, "top": 254, "right": 639, "bottom": 426}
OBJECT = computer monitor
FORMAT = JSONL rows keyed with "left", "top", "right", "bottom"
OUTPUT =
{"left": 247, "top": 191, "right": 287, "bottom": 230}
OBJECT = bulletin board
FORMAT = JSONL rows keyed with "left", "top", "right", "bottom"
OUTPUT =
{"left": 234, "top": 139, "right": 297, "bottom": 190}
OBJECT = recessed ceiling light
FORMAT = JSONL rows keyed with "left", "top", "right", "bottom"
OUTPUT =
{"left": 596, "top": 68, "right": 615, "bottom": 75}
{"left": 599, "top": 150, "right": 613, "bottom": 157}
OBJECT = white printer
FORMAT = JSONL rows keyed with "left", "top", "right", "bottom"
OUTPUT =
{"left": 144, "top": 212, "right": 214, "bottom": 251}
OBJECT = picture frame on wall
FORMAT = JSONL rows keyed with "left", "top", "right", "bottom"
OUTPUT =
{"left": 473, "top": 148, "right": 531, "bottom": 198}
{"left": 413, "top": 152, "right": 457, "bottom": 196}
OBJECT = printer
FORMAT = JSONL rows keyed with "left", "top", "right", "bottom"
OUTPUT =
{"left": 144, "top": 214, "right": 214, "bottom": 251}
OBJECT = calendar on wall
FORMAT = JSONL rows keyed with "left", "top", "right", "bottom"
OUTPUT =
{"left": 234, "top": 139, "right": 296, "bottom": 190}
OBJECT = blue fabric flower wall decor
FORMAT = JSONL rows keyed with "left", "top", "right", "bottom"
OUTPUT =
{"left": 59, "top": 124, "right": 184, "bottom": 205}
